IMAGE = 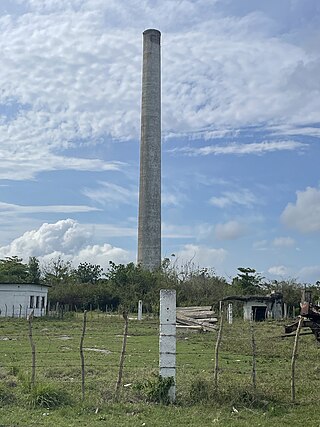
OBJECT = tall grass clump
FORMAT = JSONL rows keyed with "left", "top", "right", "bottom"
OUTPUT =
{"left": 27, "top": 383, "right": 71, "bottom": 409}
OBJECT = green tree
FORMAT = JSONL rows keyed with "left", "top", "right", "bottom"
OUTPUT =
{"left": 28, "top": 256, "right": 41, "bottom": 284}
{"left": 74, "top": 262, "right": 103, "bottom": 284}
{"left": 106, "top": 261, "right": 160, "bottom": 312}
{"left": 0, "top": 256, "right": 28, "bottom": 283}
{"left": 43, "top": 256, "right": 75, "bottom": 286}
{"left": 232, "top": 267, "right": 264, "bottom": 294}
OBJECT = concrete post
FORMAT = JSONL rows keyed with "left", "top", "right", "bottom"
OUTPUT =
{"left": 159, "top": 289, "right": 176, "bottom": 402}
{"left": 138, "top": 300, "right": 143, "bottom": 320}
{"left": 227, "top": 303, "right": 233, "bottom": 324}
{"left": 137, "top": 29, "right": 161, "bottom": 271}
{"left": 284, "top": 302, "right": 288, "bottom": 319}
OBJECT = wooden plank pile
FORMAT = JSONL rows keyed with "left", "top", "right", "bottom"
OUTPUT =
{"left": 176, "top": 306, "right": 217, "bottom": 331}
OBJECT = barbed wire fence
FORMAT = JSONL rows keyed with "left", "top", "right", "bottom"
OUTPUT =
{"left": 0, "top": 305, "right": 318, "bottom": 406}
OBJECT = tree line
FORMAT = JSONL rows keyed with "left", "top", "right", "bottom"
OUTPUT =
{"left": 0, "top": 255, "right": 319, "bottom": 312}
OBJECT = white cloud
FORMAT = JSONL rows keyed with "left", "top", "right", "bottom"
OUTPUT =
{"left": 272, "top": 236, "right": 295, "bottom": 247}
{"left": 298, "top": 265, "right": 320, "bottom": 283}
{"left": 172, "top": 141, "right": 306, "bottom": 157}
{"left": 0, "top": 2, "right": 318, "bottom": 179}
{"left": 82, "top": 182, "right": 137, "bottom": 207}
{"left": 253, "top": 240, "right": 268, "bottom": 251}
{"left": 176, "top": 244, "right": 227, "bottom": 267}
{"left": 162, "top": 193, "right": 180, "bottom": 207}
{"left": 72, "top": 243, "right": 131, "bottom": 267}
{"left": 281, "top": 187, "right": 320, "bottom": 233}
{"left": 210, "top": 189, "right": 256, "bottom": 208}
{"left": 215, "top": 220, "right": 247, "bottom": 240}
{"left": 0, "top": 201, "right": 99, "bottom": 215}
{"left": 268, "top": 265, "right": 290, "bottom": 276}
{"left": 162, "top": 223, "right": 194, "bottom": 239}
{"left": 0, "top": 218, "right": 132, "bottom": 269}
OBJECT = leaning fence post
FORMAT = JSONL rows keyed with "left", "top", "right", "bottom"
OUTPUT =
{"left": 80, "top": 310, "right": 87, "bottom": 400}
{"left": 115, "top": 310, "right": 129, "bottom": 402}
{"left": 28, "top": 310, "right": 36, "bottom": 388}
{"left": 214, "top": 301, "right": 224, "bottom": 389}
{"left": 159, "top": 289, "right": 176, "bottom": 403}
{"left": 250, "top": 320, "right": 257, "bottom": 394}
{"left": 291, "top": 316, "right": 303, "bottom": 403}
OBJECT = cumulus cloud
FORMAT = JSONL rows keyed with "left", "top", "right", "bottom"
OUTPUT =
{"left": 176, "top": 244, "right": 227, "bottom": 267}
{"left": 281, "top": 187, "right": 320, "bottom": 233}
{"left": 0, "top": 218, "right": 132, "bottom": 269}
{"left": 272, "top": 236, "right": 295, "bottom": 247}
{"left": 215, "top": 220, "right": 247, "bottom": 240}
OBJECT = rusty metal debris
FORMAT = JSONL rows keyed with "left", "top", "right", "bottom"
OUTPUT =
{"left": 284, "top": 301, "right": 320, "bottom": 342}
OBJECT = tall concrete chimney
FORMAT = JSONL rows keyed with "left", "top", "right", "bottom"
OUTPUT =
{"left": 137, "top": 29, "right": 161, "bottom": 271}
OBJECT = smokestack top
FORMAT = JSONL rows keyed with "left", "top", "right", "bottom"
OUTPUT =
{"left": 143, "top": 28, "right": 161, "bottom": 37}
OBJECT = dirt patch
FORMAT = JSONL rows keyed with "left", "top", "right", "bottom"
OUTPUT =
{"left": 83, "top": 348, "right": 111, "bottom": 355}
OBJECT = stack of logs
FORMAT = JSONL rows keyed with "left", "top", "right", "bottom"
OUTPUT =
{"left": 176, "top": 306, "right": 217, "bottom": 332}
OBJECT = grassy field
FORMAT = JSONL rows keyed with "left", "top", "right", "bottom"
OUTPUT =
{"left": 0, "top": 313, "right": 319, "bottom": 426}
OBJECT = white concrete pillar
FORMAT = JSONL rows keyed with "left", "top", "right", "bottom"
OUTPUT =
{"left": 138, "top": 300, "right": 143, "bottom": 321}
{"left": 159, "top": 289, "right": 176, "bottom": 402}
{"left": 284, "top": 302, "right": 288, "bottom": 319}
{"left": 227, "top": 303, "right": 233, "bottom": 324}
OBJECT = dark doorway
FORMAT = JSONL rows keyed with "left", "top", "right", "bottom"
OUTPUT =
{"left": 252, "top": 306, "right": 266, "bottom": 321}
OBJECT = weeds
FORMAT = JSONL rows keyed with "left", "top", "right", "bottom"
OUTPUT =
{"left": 27, "top": 383, "right": 71, "bottom": 408}
{"left": 134, "top": 375, "right": 175, "bottom": 404}
{"left": 0, "top": 384, "right": 15, "bottom": 405}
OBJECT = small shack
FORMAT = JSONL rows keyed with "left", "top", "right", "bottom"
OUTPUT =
{"left": 0, "top": 283, "right": 49, "bottom": 318}
{"left": 223, "top": 292, "right": 283, "bottom": 321}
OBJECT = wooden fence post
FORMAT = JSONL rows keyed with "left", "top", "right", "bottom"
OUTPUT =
{"left": 80, "top": 310, "right": 87, "bottom": 400}
{"left": 115, "top": 311, "right": 129, "bottom": 402}
{"left": 28, "top": 310, "right": 36, "bottom": 388}
{"left": 250, "top": 321, "right": 257, "bottom": 394}
{"left": 214, "top": 301, "right": 224, "bottom": 389}
{"left": 291, "top": 316, "right": 303, "bottom": 403}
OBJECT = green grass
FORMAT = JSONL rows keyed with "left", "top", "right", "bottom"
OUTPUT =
{"left": 0, "top": 314, "right": 319, "bottom": 426}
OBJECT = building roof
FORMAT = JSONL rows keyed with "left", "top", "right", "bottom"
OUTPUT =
{"left": 222, "top": 292, "right": 283, "bottom": 303}
{"left": 0, "top": 282, "right": 51, "bottom": 287}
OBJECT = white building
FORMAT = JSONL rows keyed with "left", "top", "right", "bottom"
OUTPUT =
{"left": 0, "top": 283, "right": 49, "bottom": 318}
{"left": 223, "top": 292, "right": 284, "bottom": 321}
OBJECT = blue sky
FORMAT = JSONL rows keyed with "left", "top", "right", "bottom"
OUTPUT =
{"left": 0, "top": 0, "right": 320, "bottom": 283}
